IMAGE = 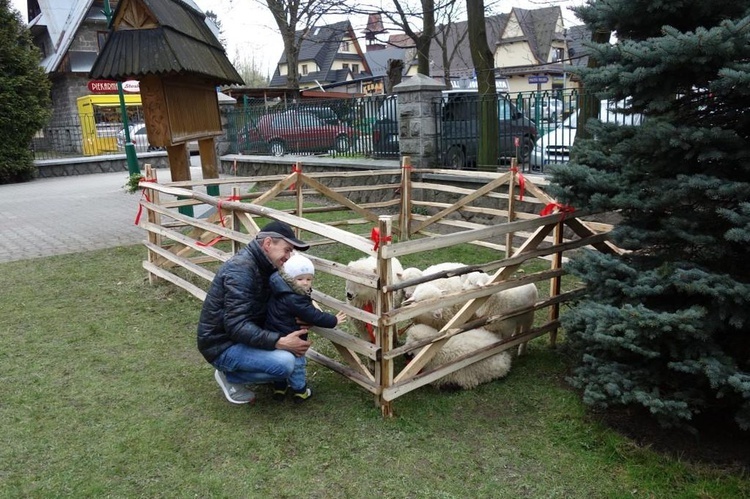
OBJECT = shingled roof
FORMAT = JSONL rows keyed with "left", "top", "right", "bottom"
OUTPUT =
{"left": 428, "top": 14, "right": 509, "bottom": 80}
{"left": 90, "top": 0, "right": 243, "bottom": 85}
{"left": 501, "top": 7, "right": 563, "bottom": 64}
{"left": 269, "top": 20, "right": 366, "bottom": 87}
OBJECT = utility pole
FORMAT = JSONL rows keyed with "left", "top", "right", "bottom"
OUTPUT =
{"left": 102, "top": 0, "right": 140, "bottom": 176}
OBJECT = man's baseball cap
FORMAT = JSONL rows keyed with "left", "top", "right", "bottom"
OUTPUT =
{"left": 257, "top": 221, "right": 310, "bottom": 250}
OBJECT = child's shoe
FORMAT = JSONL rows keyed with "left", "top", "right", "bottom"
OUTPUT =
{"left": 292, "top": 386, "right": 313, "bottom": 403}
{"left": 272, "top": 382, "right": 288, "bottom": 401}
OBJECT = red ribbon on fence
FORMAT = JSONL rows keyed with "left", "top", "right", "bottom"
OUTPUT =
{"left": 133, "top": 178, "right": 157, "bottom": 226}
{"left": 363, "top": 302, "right": 376, "bottom": 343}
{"left": 510, "top": 166, "right": 525, "bottom": 201}
{"left": 370, "top": 227, "right": 392, "bottom": 251}
{"left": 540, "top": 202, "right": 575, "bottom": 219}
{"left": 197, "top": 195, "right": 242, "bottom": 247}
{"left": 289, "top": 163, "right": 302, "bottom": 190}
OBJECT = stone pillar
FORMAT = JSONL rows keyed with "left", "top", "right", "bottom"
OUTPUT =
{"left": 392, "top": 74, "right": 448, "bottom": 169}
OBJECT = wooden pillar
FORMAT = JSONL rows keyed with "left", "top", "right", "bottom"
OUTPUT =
{"left": 506, "top": 158, "right": 518, "bottom": 257}
{"left": 144, "top": 164, "right": 161, "bottom": 285}
{"left": 198, "top": 138, "right": 220, "bottom": 197}
{"left": 294, "top": 162, "right": 303, "bottom": 225}
{"left": 166, "top": 143, "right": 193, "bottom": 217}
{"left": 230, "top": 186, "right": 242, "bottom": 256}
{"left": 376, "top": 216, "right": 396, "bottom": 417}
{"left": 548, "top": 221, "right": 564, "bottom": 348}
{"left": 398, "top": 156, "right": 412, "bottom": 241}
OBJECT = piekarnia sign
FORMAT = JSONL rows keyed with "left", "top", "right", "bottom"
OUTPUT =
{"left": 87, "top": 80, "right": 140, "bottom": 94}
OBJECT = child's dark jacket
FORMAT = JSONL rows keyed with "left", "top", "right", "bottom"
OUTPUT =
{"left": 266, "top": 271, "right": 337, "bottom": 335}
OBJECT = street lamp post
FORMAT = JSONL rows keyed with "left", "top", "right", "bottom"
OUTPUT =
{"left": 102, "top": 0, "right": 140, "bottom": 176}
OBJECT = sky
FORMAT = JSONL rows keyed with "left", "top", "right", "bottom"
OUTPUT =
{"left": 10, "top": 0, "right": 583, "bottom": 77}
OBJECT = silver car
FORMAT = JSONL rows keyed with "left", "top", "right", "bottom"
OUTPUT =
{"left": 530, "top": 100, "right": 643, "bottom": 169}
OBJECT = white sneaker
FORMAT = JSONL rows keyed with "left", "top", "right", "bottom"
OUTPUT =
{"left": 214, "top": 370, "right": 256, "bottom": 404}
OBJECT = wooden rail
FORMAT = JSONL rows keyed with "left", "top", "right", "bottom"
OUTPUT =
{"left": 136, "top": 160, "right": 618, "bottom": 416}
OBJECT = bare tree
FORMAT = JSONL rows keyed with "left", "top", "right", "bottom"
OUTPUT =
{"left": 432, "top": 1, "right": 467, "bottom": 85}
{"left": 233, "top": 50, "right": 271, "bottom": 87}
{"left": 260, "top": 0, "right": 347, "bottom": 89}
{"left": 347, "top": 0, "right": 463, "bottom": 76}
{"left": 466, "top": 0, "right": 498, "bottom": 170}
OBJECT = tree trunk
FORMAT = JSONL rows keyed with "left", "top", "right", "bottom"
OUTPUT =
{"left": 577, "top": 29, "right": 610, "bottom": 140}
{"left": 466, "top": 0, "right": 497, "bottom": 171}
{"left": 386, "top": 59, "right": 404, "bottom": 94}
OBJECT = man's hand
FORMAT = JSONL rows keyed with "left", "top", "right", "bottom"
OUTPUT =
{"left": 275, "top": 329, "right": 311, "bottom": 357}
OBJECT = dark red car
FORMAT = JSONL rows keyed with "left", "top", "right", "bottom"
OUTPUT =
{"left": 249, "top": 110, "right": 355, "bottom": 156}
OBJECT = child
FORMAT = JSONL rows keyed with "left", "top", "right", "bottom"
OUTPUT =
{"left": 266, "top": 253, "right": 346, "bottom": 402}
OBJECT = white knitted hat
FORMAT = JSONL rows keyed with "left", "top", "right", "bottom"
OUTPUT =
{"left": 283, "top": 254, "right": 315, "bottom": 278}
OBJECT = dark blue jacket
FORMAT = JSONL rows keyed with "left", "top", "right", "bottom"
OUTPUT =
{"left": 197, "top": 241, "right": 281, "bottom": 363}
{"left": 266, "top": 271, "right": 337, "bottom": 336}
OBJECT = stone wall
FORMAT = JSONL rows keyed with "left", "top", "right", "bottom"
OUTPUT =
{"left": 36, "top": 152, "right": 169, "bottom": 178}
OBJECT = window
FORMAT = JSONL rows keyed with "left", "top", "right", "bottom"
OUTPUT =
{"left": 302, "top": 64, "right": 308, "bottom": 75}
{"left": 352, "top": 64, "right": 359, "bottom": 74}
{"left": 342, "top": 63, "right": 349, "bottom": 69}
{"left": 340, "top": 41, "right": 349, "bottom": 52}
{"left": 552, "top": 48, "right": 564, "bottom": 62}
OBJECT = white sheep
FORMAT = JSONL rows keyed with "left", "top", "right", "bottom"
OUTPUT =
{"left": 403, "top": 323, "right": 512, "bottom": 389}
{"left": 401, "top": 262, "right": 486, "bottom": 300}
{"left": 344, "top": 255, "right": 405, "bottom": 342}
{"left": 405, "top": 278, "right": 538, "bottom": 351}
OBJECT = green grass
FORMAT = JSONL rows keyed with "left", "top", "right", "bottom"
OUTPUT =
{"left": 2, "top": 245, "right": 748, "bottom": 497}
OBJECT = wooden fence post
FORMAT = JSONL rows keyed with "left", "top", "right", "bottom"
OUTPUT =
{"left": 144, "top": 163, "right": 161, "bottom": 284}
{"left": 230, "top": 186, "right": 242, "bottom": 255}
{"left": 399, "top": 156, "right": 412, "bottom": 241}
{"left": 294, "top": 162, "right": 303, "bottom": 238}
{"left": 506, "top": 158, "right": 518, "bottom": 256}
{"left": 548, "top": 221, "right": 564, "bottom": 347}
{"left": 376, "top": 215, "right": 396, "bottom": 417}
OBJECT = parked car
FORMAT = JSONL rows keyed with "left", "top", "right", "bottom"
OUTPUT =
{"left": 118, "top": 123, "right": 199, "bottom": 154}
{"left": 530, "top": 100, "right": 643, "bottom": 169}
{"left": 248, "top": 110, "right": 355, "bottom": 156}
{"left": 439, "top": 90, "right": 538, "bottom": 169}
{"left": 117, "top": 123, "right": 161, "bottom": 153}
{"left": 371, "top": 95, "right": 399, "bottom": 158}
{"left": 289, "top": 104, "right": 342, "bottom": 126}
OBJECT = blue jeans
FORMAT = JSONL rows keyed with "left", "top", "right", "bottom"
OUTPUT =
{"left": 212, "top": 344, "right": 307, "bottom": 391}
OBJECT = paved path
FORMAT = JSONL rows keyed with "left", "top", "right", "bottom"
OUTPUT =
{"left": 0, "top": 166, "right": 206, "bottom": 264}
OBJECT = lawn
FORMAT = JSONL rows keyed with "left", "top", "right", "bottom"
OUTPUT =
{"left": 1, "top": 245, "right": 747, "bottom": 497}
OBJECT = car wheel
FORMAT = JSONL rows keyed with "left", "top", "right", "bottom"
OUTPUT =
{"left": 444, "top": 146, "right": 465, "bottom": 169}
{"left": 335, "top": 134, "right": 350, "bottom": 153}
{"left": 269, "top": 140, "right": 285, "bottom": 157}
{"left": 517, "top": 137, "right": 534, "bottom": 163}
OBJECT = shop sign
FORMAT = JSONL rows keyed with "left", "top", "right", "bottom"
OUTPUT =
{"left": 87, "top": 79, "right": 140, "bottom": 94}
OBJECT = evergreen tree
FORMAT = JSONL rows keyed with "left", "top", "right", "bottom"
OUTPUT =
{"left": 0, "top": 0, "right": 50, "bottom": 184}
{"left": 547, "top": 0, "right": 750, "bottom": 430}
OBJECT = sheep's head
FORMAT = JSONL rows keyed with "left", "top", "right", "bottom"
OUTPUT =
{"left": 461, "top": 271, "right": 490, "bottom": 289}
{"left": 400, "top": 267, "right": 424, "bottom": 300}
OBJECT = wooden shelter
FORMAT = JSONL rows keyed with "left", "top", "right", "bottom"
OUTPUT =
{"left": 89, "top": 0, "right": 244, "bottom": 187}
{"left": 133, "top": 158, "right": 621, "bottom": 416}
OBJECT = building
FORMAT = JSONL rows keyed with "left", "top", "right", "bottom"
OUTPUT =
{"left": 269, "top": 20, "right": 371, "bottom": 93}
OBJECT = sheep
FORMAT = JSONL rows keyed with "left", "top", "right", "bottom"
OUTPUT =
{"left": 404, "top": 278, "right": 538, "bottom": 353}
{"left": 403, "top": 323, "right": 512, "bottom": 390}
{"left": 344, "top": 255, "right": 405, "bottom": 343}
{"left": 401, "top": 262, "right": 488, "bottom": 300}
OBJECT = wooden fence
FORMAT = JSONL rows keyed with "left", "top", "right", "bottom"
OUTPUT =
{"left": 136, "top": 159, "right": 619, "bottom": 416}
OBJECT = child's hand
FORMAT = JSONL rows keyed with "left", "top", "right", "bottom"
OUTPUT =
{"left": 335, "top": 311, "right": 347, "bottom": 325}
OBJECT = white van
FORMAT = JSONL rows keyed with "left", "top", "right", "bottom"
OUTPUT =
{"left": 530, "top": 100, "right": 642, "bottom": 169}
